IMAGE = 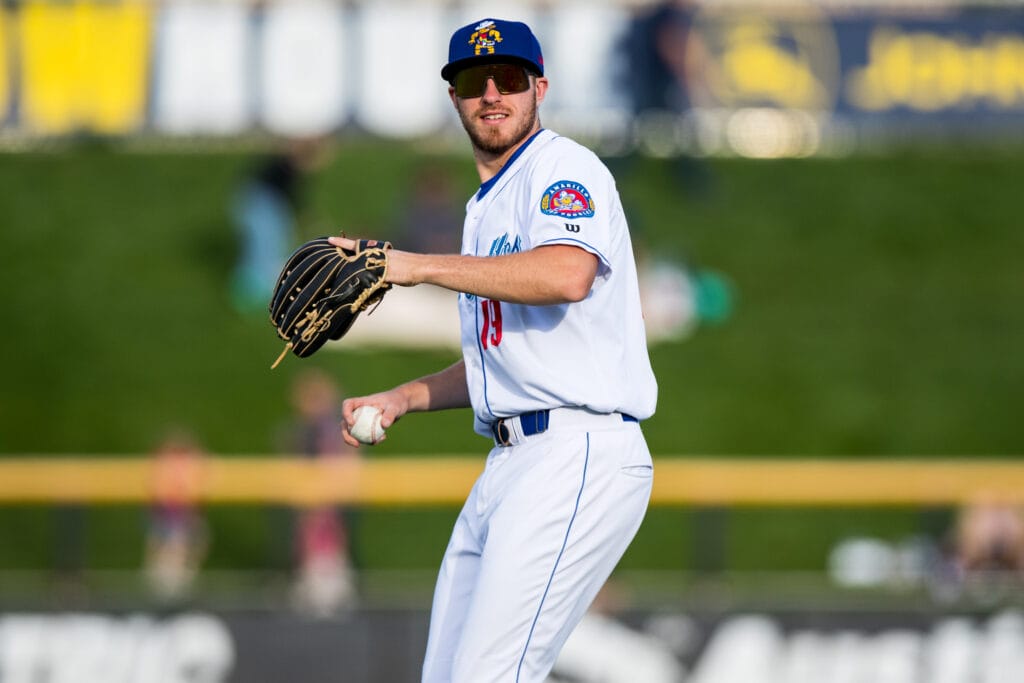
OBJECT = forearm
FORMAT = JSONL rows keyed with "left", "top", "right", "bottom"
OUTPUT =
{"left": 390, "top": 245, "right": 597, "bottom": 304}
{"left": 396, "top": 360, "right": 471, "bottom": 413}
{"left": 340, "top": 360, "right": 469, "bottom": 447}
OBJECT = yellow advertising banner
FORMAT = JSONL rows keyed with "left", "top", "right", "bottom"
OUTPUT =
{"left": 1, "top": 3, "right": 1023, "bottom": 145}
{"left": 0, "top": 9, "right": 8, "bottom": 118}
{"left": 19, "top": 0, "right": 151, "bottom": 134}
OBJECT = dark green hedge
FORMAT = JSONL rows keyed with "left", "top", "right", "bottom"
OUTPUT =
{"left": 1, "top": 142, "right": 1020, "bottom": 572}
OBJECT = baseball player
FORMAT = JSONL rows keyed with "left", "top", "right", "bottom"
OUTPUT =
{"left": 332, "top": 18, "right": 657, "bottom": 683}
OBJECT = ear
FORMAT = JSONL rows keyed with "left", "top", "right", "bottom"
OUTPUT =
{"left": 534, "top": 77, "right": 549, "bottom": 105}
{"left": 448, "top": 86, "right": 458, "bottom": 109}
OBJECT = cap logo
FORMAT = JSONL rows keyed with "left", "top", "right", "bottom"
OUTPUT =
{"left": 469, "top": 20, "right": 503, "bottom": 55}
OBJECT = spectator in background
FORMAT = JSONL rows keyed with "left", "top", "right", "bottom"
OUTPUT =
{"left": 923, "top": 495, "right": 1024, "bottom": 604}
{"left": 625, "top": 0, "right": 698, "bottom": 120}
{"left": 230, "top": 137, "right": 330, "bottom": 314}
{"left": 395, "top": 163, "right": 463, "bottom": 255}
{"left": 622, "top": 0, "right": 711, "bottom": 193}
{"left": 279, "top": 368, "right": 361, "bottom": 617}
{"left": 954, "top": 496, "right": 1024, "bottom": 575}
{"left": 144, "top": 427, "right": 209, "bottom": 603}
{"left": 618, "top": 1, "right": 731, "bottom": 345}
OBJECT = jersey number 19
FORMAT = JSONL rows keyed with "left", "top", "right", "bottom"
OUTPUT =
{"left": 480, "top": 299, "right": 503, "bottom": 350}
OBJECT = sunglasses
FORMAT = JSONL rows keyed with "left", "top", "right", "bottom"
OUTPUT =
{"left": 452, "top": 64, "right": 532, "bottom": 99}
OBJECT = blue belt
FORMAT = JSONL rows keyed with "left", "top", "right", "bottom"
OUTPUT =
{"left": 491, "top": 409, "right": 638, "bottom": 447}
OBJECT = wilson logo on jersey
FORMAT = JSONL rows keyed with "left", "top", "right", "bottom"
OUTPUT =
{"left": 540, "top": 181, "right": 595, "bottom": 218}
{"left": 489, "top": 233, "right": 522, "bottom": 256}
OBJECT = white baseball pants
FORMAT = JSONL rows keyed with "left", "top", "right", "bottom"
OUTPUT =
{"left": 421, "top": 413, "right": 653, "bottom": 683}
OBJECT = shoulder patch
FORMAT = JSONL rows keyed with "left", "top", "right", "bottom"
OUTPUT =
{"left": 540, "top": 180, "right": 595, "bottom": 218}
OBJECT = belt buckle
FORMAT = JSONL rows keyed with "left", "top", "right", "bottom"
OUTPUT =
{"left": 492, "top": 419, "right": 512, "bottom": 447}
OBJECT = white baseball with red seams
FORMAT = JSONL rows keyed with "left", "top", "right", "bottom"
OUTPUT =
{"left": 349, "top": 405, "right": 385, "bottom": 444}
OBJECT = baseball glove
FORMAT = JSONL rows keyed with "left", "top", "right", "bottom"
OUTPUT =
{"left": 269, "top": 237, "right": 391, "bottom": 368}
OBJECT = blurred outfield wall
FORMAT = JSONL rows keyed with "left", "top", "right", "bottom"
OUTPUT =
{"left": 0, "top": 1, "right": 1023, "bottom": 155}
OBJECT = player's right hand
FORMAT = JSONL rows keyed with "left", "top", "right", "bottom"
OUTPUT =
{"left": 340, "top": 390, "right": 409, "bottom": 448}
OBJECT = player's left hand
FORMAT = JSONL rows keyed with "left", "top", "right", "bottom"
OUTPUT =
{"left": 269, "top": 235, "right": 392, "bottom": 367}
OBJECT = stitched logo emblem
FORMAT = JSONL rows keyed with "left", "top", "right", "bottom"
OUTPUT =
{"left": 540, "top": 181, "right": 595, "bottom": 218}
{"left": 469, "top": 20, "right": 503, "bottom": 55}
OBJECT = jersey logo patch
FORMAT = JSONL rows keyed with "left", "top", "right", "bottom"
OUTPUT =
{"left": 540, "top": 181, "right": 595, "bottom": 219}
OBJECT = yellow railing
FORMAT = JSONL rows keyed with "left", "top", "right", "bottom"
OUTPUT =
{"left": 0, "top": 457, "right": 1021, "bottom": 506}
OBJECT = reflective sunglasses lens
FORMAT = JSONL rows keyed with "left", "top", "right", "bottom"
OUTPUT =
{"left": 454, "top": 68, "right": 488, "bottom": 98}
{"left": 494, "top": 65, "right": 530, "bottom": 94}
{"left": 454, "top": 65, "right": 530, "bottom": 98}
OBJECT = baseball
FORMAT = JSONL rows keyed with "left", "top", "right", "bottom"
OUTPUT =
{"left": 350, "top": 405, "right": 385, "bottom": 444}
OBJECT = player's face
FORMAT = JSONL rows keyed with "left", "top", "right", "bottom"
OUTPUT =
{"left": 450, "top": 65, "right": 548, "bottom": 157}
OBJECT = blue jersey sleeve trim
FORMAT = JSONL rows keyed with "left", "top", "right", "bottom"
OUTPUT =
{"left": 534, "top": 236, "right": 610, "bottom": 269}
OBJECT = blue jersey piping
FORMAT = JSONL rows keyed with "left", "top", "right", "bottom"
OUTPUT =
{"left": 515, "top": 434, "right": 590, "bottom": 681}
{"left": 476, "top": 128, "right": 546, "bottom": 200}
{"left": 534, "top": 236, "right": 609, "bottom": 268}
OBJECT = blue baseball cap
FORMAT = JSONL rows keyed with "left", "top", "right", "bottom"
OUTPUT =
{"left": 441, "top": 18, "right": 544, "bottom": 82}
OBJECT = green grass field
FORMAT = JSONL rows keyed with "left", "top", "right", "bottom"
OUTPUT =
{"left": 1, "top": 141, "right": 1021, "bottom": 575}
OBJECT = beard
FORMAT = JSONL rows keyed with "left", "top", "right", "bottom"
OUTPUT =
{"left": 458, "top": 94, "right": 539, "bottom": 156}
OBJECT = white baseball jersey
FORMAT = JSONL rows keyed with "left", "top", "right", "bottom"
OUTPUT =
{"left": 458, "top": 128, "right": 658, "bottom": 436}
{"left": 422, "top": 128, "right": 656, "bottom": 683}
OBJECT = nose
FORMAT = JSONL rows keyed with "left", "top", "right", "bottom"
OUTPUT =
{"left": 481, "top": 77, "right": 503, "bottom": 102}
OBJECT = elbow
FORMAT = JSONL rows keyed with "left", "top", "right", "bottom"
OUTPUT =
{"left": 562, "top": 277, "right": 592, "bottom": 303}
{"left": 561, "top": 252, "right": 599, "bottom": 302}
{"left": 559, "top": 267, "right": 596, "bottom": 303}
{"left": 536, "top": 246, "right": 598, "bottom": 303}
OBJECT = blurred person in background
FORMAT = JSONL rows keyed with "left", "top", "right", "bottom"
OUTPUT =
{"left": 619, "top": 0, "right": 730, "bottom": 346}
{"left": 144, "top": 427, "right": 209, "bottom": 603}
{"left": 625, "top": 0, "right": 698, "bottom": 120}
{"left": 397, "top": 163, "right": 463, "bottom": 255}
{"left": 621, "top": 0, "right": 711, "bottom": 194}
{"left": 954, "top": 496, "right": 1024, "bottom": 575}
{"left": 278, "top": 368, "right": 361, "bottom": 617}
{"left": 926, "top": 494, "right": 1024, "bottom": 604}
{"left": 230, "top": 137, "right": 330, "bottom": 314}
